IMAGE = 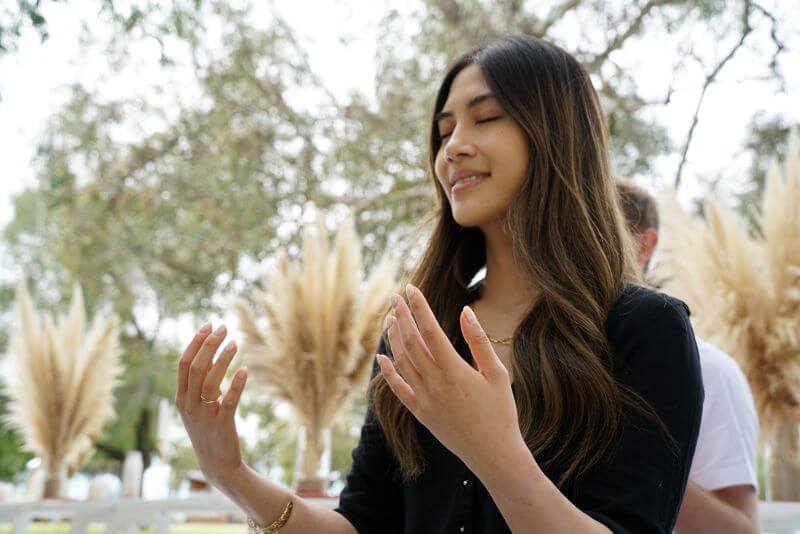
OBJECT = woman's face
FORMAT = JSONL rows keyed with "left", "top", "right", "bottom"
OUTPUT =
{"left": 434, "top": 63, "right": 530, "bottom": 229}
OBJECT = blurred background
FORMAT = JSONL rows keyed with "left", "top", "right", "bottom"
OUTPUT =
{"left": 0, "top": 0, "right": 798, "bottom": 516}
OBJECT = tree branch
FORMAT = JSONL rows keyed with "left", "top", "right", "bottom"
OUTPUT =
{"left": 536, "top": 0, "right": 581, "bottom": 37}
{"left": 674, "top": 0, "right": 754, "bottom": 189}
{"left": 430, "top": 0, "right": 463, "bottom": 27}
{"left": 587, "top": 0, "right": 686, "bottom": 72}
{"left": 751, "top": 1, "right": 787, "bottom": 85}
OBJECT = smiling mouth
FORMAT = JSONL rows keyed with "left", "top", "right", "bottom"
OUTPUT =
{"left": 451, "top": 173, "right": 489, "bottom": 191}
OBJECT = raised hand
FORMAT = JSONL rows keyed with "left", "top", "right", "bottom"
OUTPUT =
{"left": 377, "top": 285, "right": 524, "bottom": 474}
{"left": 175, "top": 323, "right": 248, "bottom": 488}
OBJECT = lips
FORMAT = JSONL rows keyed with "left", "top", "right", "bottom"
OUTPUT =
{"left": 451, "top": 174, "right": 489, "bottom": 193}
{"left": 449, "top": 169, "right": 490, "bottom": 188}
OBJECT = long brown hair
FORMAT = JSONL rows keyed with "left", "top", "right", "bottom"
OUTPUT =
{"left": 370, "top": 36, "right": 650, "bottom": 487}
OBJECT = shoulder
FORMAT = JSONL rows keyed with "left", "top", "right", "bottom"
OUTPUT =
{"left": 693, "top": 337, "right": 757, "bottom": 427}
{"left": 606, "top": 284, "right": 691, "bottom": 332}
{"left": 605, "top": 285, "right": 695, "bottom": 366}
{"left": 694, "top": 338, "right": 749, "bottom": 387}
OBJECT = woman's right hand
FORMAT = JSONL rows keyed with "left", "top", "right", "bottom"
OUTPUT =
{"left": 175, "top": 323, "right": 249, "bottom": 489}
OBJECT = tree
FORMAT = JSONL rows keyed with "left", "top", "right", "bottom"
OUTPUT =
{"left": 1, "top": 0, "right": 793, "bottom": 482}
{"left": 738, "top": 113, "right": 797, "bottom": 222}
{"left": 3, "top": 4, "right": 328, "bottom": 468}
{"left": 0, "top": 0, "right": 206, "bottom": 59}
{"left": 0, "top": 381, "right": 33, "bottom": 482}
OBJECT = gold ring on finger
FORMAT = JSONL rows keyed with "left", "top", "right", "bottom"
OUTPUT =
{"left": 200, "top": 393, "right": 222, "bottom": 405}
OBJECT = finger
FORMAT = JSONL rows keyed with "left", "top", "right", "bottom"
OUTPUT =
{"left": 405, "top": 284, "right": 462, "bottom": 368}
{"left": 461, "top": 306, "right": 507, "bottom": 380}
{"left": 391, "top": 292, "right": 439, "bottom": 377}
{"left": 188, "top": 324, "right": 228, "bottom": 404}
{"left": 176, "top": 322, "right": 212, "bottom": 408}
{"left": 386, "top": 315, "right": 423, "bottom": 388}
{"left": 377, "top": 354, "right": 418, "bottom": 412}
{"left": 202, "top": 339, "right": 238, "bottom": 402}
{"left": 219, "top": 367, "right": 248, "bottom": 417}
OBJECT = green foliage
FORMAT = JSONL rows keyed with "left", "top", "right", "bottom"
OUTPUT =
{"left": 0, "top": 1, "right": 207, "bottom": 61}
{"left": 330, "top": 395, "right": 368, "bottom": 484}
{"left": 0, "top": 0, "right": 791, "bottom": 484}
{"left": 738, "top": 113, "right": 796, "bottom": 223}
{"left": 0, "top": 380, "right": 33, "bottom": 481}
{"left": 239, "top": 398, "right": 297, "bottom": 486}
{"left": 2, "top": 5, "right": 327, "bottom": 465}
{"left": 168, "top": 444, "right": 200, "bottom": 490}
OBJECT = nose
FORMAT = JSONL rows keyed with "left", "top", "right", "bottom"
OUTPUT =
{"left": 443, "top": 126, "right": 477, "bottom": 163}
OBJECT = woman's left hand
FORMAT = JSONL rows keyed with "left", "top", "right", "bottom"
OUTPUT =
{"left": 378, "top": 284, "right": 524, "bottom": 472}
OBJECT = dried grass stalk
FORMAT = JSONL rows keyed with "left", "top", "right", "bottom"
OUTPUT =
{"left": 3, "top": 283, "right": 123, "bottom": 498}
{"left": 656, "top": 128, "right": 800, "bottom": 497}
{"left": 233, "top": 214, "right": 397, "bottom": 488}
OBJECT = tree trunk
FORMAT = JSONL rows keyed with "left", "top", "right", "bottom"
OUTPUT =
{"left": 770, "top": 420, "right": 800, "bottom": 500}
{"left": 135, "top": 405, "right": 154, "bottom": 470}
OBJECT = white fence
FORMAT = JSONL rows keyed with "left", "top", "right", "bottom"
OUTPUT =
{"left": 0, "top": 495, "right": 337, "bottom": 533}
{"left": 0, "top": 497, "right": 798, "bottom": 533}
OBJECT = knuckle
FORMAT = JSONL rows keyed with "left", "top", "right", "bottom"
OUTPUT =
{"left": 417, "top": 323, "right": 432, "bottom": 338}
{"left": 395, "top": 362, "right": 409, "bottom": 381}
{"left": 220, "top": 397, "right": 235, "bottom": 412}
{"left": 189, "top": 360, "right": 204, "bottom": 376}
{"left": 401, "top": 330, "right": 414, "bottom": 347}
{"left": 474, "top": 331, "right": 491, "bottom": 345}
{"left": 497, "top": 363, "right": 511, "bottom": 378}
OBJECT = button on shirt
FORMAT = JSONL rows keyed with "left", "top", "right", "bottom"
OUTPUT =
{"left": 334, "top": 285, "right": 703, "bottom": 533}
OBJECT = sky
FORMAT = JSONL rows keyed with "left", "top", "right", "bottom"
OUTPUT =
{"left": 0, "top": 0, "right": 387, "bottom": 480}
{"left": 0, "top": 0, "right": 798, "bottom": 481}
{"left": 1, "top": 1, "right": 799, "bottom": 221}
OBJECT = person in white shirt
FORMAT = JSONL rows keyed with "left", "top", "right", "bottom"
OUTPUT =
{"left": 617, "top": 180, "right": 760, "bottom": 534}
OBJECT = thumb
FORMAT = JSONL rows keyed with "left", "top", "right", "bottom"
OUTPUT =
{"left": 461, "top": 306, "right": 504, "bottom": 379}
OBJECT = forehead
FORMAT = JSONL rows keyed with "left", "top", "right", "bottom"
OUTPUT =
{"left": 441, "top": 64, "right": 491, "bottom": 111}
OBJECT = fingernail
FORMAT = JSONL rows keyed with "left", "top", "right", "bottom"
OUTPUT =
{"left": 390, "top": 294, "right": 399, "bottom": 309}
{"left": 225, "top": 340, "right": 237, "bottom": 352}
{"left": 214, "top": 324, "right": 227, "bottom": 336}
{"left": 236, "top": 368, "right": 247, "bottom": 381}
{"left": 464, "top": 305, "right": 478, "bottom": 325}
{"left": 199, "top": 322, "right": 212, "bottom": 333}
{"left": 405, "top": 284, "right": 414, "bottom": 300}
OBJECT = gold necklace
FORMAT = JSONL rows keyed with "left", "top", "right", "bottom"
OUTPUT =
{"left": 487, "top": 334, "right": 514, "bottom": 345}
{"left": 471, "top": 298, "right": 514, "bottom": 345}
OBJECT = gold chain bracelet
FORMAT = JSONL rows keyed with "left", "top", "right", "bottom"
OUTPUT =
{"left": 247, "top": 499, "right": 293, "bottom": 533}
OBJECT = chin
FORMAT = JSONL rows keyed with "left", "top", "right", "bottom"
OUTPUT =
{"left": 450, "top": 204, "right": 504, "bottom": 229}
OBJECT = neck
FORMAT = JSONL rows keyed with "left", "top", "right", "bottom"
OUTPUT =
{"left": 478, "top": 219, "right": 539, "bottom": 311}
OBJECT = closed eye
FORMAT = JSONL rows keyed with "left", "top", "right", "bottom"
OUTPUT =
{"left": 439, "top": 116, "right": 504, "bottom": 140}
{"left": 477, "top": 116, "right": 503, "bottom": 124}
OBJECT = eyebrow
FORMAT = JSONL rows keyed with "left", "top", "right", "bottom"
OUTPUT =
{"left": 434, "top": 92, "right": 496, "bottom": 122}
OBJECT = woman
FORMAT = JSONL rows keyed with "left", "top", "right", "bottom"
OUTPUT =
{"left": 175, "top": 36, "right": 703, "bottom": 533}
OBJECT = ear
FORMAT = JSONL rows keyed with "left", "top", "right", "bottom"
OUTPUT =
{"left": 638, "top": 228, "right": 659, "bottom": 267}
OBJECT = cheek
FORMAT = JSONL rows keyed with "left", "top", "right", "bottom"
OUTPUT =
{"left": 501, "top": 129, "right": 530, "bottom": 182}
{"left": 434, "top": 151, "right": 448, "bottom": 187}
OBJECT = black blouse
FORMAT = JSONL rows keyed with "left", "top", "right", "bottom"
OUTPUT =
{"left": 334, "top": 284, "right": 703, "bottom": 533}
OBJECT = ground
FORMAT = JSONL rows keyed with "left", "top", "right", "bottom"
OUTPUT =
{"left": 0, "top": 523, "right": 246, "bottom": 533}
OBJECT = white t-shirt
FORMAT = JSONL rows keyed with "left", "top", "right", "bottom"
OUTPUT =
{"left": 688, "top": 338, "right": 759, "bottom": 491}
